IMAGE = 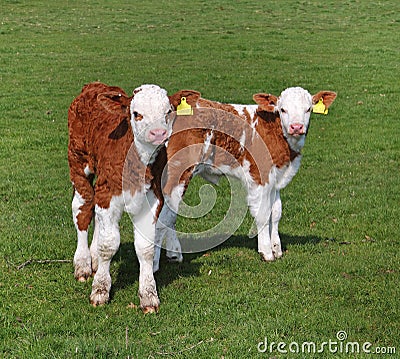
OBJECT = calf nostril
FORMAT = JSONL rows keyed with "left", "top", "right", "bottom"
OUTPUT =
{"left": 289, "top": 123, "right": 304, "bottom": 135}
{"left": 291, "top": 124, "right": 303, "bottom": 130}
{"left": 150, "top": 129, "right": 167, "bottom": 138}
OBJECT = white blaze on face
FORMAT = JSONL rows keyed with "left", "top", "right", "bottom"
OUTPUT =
{"left": 130, "top": 84, "right": 174, "bottom": 146}
{"left": 277, "top": 87, "right": 313, "bottom": 140}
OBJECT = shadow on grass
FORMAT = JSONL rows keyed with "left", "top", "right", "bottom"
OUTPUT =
{"left": 111, "top": 232, "right": 326, "bottom": 300}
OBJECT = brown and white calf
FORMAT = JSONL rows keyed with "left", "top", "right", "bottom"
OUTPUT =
{"left": 68, "top": 82, "right": 199, "bottom": 312}
{"left": 154, "top": 87, "right": 336, "bottom": 271}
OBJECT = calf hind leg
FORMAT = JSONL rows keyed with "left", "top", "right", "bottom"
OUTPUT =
{"left": 90, "top": 203, "right": 122, "bottom": 306}
{"left": 71, "top": 187, "right": 95, "bottom": 282}
{"left": 153, "top": 184, "right": 185, "bottom": 272}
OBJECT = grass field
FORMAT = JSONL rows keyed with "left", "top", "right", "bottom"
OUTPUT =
{"left": 1, "top": 1, "right": 399, "bottom": 358}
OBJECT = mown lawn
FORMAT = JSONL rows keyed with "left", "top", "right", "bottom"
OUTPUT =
{"left": 1, "top": 1, "right": 399, "bottom": 358}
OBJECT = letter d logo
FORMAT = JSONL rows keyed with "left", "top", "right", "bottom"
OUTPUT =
{"left": 257, "top": 337, "right": 268, "bottom": 353}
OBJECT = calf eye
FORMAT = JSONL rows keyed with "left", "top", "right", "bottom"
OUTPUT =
{"left": 133, "top": 112, "right": 143, "bottom": 121}
{"left": 165, "top": 108, "right": 175, "bottom": 122}
{"left": 281, "top": 108, "right": 287, "bottom": 114}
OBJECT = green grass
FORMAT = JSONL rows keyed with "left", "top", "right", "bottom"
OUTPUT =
{"left": 1, "top": 0, "right": 399, "bottom": 358}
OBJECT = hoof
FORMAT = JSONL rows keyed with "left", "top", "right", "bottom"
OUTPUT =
{"left": 74, "top": 270, "right": 92, "bottom": 282}
{"left": 90, "top": 289, "right": 109, "bottom": 306}
{"left": 167, "top": 255, "right": 183, "bottom": 263}
{"left": 74, "top": 260, "right": 92, "bottom": 282}
{"left": 166, "top": 250, "right": 183, "bottom": 263}
{"left": 141, "top": 305, "right": 159, "bottom": 314}
{"left": 139, "top": 291, "right": 160, "bottom": 313}
{"left": 259, "top": 253, "right": 275, "bottom": 262}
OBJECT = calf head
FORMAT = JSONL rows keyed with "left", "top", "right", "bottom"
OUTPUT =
{"left": 253, "top": 87, "right": 337, "bottom": 151}
{"left": 131, "top": 86, "right": 202, "bottom": 147}
{"left": 130, "top": 84, "right": 175, "bottom": 146}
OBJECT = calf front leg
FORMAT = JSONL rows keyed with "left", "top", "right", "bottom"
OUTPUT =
{"left": 90, "top": 202, "right": 122, "bottom": 306}
{"left": 133, "top": 190, "right": 160, "bottom": 313}
{"left": 270, "top": 191, "right": 283, "bottom": 259}
{"left": 257, "top": 221, "right": 275, "bottom": 262}
{"left": 248, "top": 185, "right": 275, "bottom": 262}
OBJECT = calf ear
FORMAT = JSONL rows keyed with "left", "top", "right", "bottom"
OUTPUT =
{"left": 312, "top": 91, "right": 337, "bottom": 109}
{"left": 97, "top": 91, "right": 132, "bottom": 114}
{"left": 169, "top": 90, "right": 201, "bottom": 109}
{"left": 253, "top": 93, "right": 278, "bottom": 112}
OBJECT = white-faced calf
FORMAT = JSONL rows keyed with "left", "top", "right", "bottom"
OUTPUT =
{"left": 68, "top": 82, "right": 199, "bottom": 312}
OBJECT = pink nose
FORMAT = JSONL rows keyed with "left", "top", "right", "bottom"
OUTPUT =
{"left": 289, "top": 123, "right": 304, "bottom": 135}
{"left": 149, "top": 128, "right": 168, "bottom": 144}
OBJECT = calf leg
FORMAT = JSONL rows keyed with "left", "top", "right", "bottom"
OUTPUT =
{"left": 154, "top": 183, "right": 185, "bottom": 272}
{"left": 257, "top": 220, "right": 275, "bottom": 262}
{"left": 154, "top": 204, "right": 178, "bottom": 272}
{"left": 270, "top": 191, "right": 283, "bottom": 259}
{"left": 89, "top": 214, "right": 100, "bottom": 274}
{"left": 163, "top": 184, "right": 185, "bottom": 261}
{"left": 248, "top": 185, "right": 275, "bottom": 262}
{"left": 133, "top": 190, "right": 160, "bottom": 313}
{"left": 90, "top": 200, "right": 122, "bottom": 306}
{"left": 71, "top": 186, "right": 95, "bottom": 281}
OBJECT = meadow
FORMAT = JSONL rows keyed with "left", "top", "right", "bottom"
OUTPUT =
{"left": 1, "top": 0, "right": 399, "bottom": 357}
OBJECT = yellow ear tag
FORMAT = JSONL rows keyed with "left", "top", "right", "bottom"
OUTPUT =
{"left": 312, "top": 98, "right": 328, "bottom": 115}
{"left": 176, "top": 97, "right": 193, "bottom": 115}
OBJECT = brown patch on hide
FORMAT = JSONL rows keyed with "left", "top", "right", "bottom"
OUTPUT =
{"left": 254, "top": 110, "right": 300, "bottom": 169}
